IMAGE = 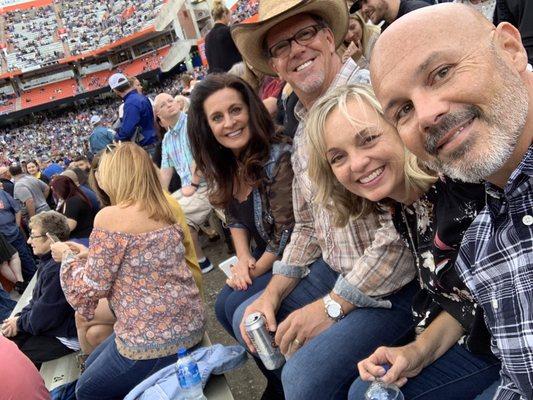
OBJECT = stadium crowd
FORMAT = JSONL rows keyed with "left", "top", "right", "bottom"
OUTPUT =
{"left": 1, "top": 0, "right": 533, "bottom": 400}
{"left": 0, "top": 0, "right": 165, "bottom": 71}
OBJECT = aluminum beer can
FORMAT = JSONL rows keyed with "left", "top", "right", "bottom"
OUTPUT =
{"left": 244, "top": 312, "right": 285, "bottom": 370}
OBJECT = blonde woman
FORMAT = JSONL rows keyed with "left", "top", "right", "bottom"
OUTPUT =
{"left": 204, "top": 0, "right": 242, "bottom": 73}
{"left": 338, "top": 11, "right": 381, "bottom": 69}
{"left": 51, "top": 143, "right": 206, "bottom": 400}
{"left": 306, "top": 85, "right": 500, "bottom": 400}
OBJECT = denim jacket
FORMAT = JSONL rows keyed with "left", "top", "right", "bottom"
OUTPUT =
{"left": 226, "top": 142, "right": 294, "bottom": 256}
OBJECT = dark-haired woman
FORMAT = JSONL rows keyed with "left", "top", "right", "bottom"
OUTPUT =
{"left": 187, "top": 73, "right": 295, "bottom": 336}
{"left": 50, "top": 175, "right": 95, "bottom": 246}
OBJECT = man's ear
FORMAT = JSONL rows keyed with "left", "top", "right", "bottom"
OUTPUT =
{"left": 494, "top": 22, "right": 528, "bottom": 72}
{"left": 324, "top": 27, "right": 336, "bottom": 54}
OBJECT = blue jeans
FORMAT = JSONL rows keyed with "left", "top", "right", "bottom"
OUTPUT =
{"left": 76, "top": 334, "right": 178, "bottom": 400}
{"left": 0, "top": 286, "right": 16, "bottom": 320}
{"left": 215, "top": 271, "right": 273, "bottom": 337}
{"left": 474, "top": 380, "right": 500, "bottom": 400}
{"left": 348, "top": 344, "right": 501, "bottom": 400}
{"left": 232, "top": 258, "right": 419, "bottom": 400}
{"left": 9, "top": 230, "right": 36, "bottom": 281}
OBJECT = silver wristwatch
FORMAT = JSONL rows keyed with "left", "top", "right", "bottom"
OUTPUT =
{"left": 323, "top": 294, "right": 344, "bottom": 322}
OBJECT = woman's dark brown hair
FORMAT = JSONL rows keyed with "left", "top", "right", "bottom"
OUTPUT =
{"left": 50, "top": 175, "right": 92, "bottom": 209}
{"left": 187, "top": 73, "right": 282, "bottom": 208}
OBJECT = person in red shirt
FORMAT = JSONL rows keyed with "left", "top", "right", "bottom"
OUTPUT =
{"left": 0, "top": 336, "right": 50, "bottom": 400}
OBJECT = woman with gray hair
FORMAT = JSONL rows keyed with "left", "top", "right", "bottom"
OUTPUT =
{"left": 1, "top": 210, "right": 78, "bottom": 366}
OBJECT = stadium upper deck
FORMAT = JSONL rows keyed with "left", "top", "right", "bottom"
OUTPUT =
{"left": 0, "top": 0, "right": 166, "bottom": 73}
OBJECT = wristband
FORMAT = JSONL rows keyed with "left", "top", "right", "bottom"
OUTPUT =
{"left": 191, "top": 182, "right": 200, "bottom": 189}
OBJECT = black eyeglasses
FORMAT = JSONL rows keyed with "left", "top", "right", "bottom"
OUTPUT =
{"left": 29, "top": 234, "right": 47, "bottom": 240}
{"left": 268, "top": 25, "right": 324, "bottom": 59}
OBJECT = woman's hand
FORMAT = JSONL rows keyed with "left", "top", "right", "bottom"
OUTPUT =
{"left": 227, "top": 256, "right": 255, "bottom": 291}
{"left": 51, "top": 241, "right": 89, "bottom": 262}
{"left": 357, "top": 343, "right": 427, "bottom": 388}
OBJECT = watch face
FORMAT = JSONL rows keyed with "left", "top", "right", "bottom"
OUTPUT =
{"left": 327, "top": 303, "right": 342, "bottom": 319}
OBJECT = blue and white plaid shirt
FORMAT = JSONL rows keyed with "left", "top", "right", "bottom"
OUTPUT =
{"left": 161, "top": 112, "right": 194, "bottom": 187}
{"left": 456, "top": 146, "right": 533, "bottom": 400}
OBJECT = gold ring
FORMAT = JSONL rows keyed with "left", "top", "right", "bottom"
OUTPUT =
{"left": 293, "top": 338, "right": 301, "bottom": 347}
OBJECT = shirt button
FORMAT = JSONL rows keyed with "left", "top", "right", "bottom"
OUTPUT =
{"left": 522, "top": 215, "right": 533, "bottom": 226}
{"left": 492, "top": 298, "right": 499, "bottom": 310}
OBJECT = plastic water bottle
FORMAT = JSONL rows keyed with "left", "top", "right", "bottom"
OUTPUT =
{"left": 176, "top": 348, "right": 206, "bottom": 400}
{"left": 365, "top": 365, "right": 404, "bottom": 400}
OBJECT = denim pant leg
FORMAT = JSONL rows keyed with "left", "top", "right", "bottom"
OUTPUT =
{"left": 231, "top": 258, "right": 339, "bottom": 396}
{"left": 76, "top": 334, "right": 177, "bottom": 400}
{"left": 231, "top": 258, "right": 339, "bottom": 349}
{"left": 10, "top": 231, "right": 36, "bottom": 281}
{"left": 215, "top": 271, "right": 273, "bottom": 337}
{"left": 474, "top": 380, "right": 500, "bottom": 400}
{"left": 0, "top": 286, "right": 16, "bottom": 320}
{"left": 281, "top": 280, "right": 418, "bottom": 400}
{"left": 348, "top": 344, "right": 501, "bottom": 400}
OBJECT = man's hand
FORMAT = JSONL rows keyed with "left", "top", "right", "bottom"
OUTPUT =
{"left": 357, "top": 344, "right": 427, "bottom": 388}
{"left": 181, "top": 185, "right": 197, "bottom": 197}
{"left": 1, "top": 317, "right": 19, "bottom": 337}
{"left": 275, "top": 299, "right": 334, "bottom": 355}
{"left": 240, "top": 293, "right": 280, "bottom": 352}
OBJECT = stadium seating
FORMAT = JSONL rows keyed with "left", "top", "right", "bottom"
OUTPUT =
{"left": 21, "top": 78, "right": 77, "bottom": 108}
{"left": 0, "top": 0, "right": 165, "bottom": 72}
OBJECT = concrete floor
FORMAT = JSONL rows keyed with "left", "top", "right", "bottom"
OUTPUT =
{"left": 202, "top": 236, "right": 267, "bottom": 400}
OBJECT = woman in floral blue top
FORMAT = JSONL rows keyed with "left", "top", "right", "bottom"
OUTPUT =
{"left": 306, "top": 85, "right": 500, "bottom": 400}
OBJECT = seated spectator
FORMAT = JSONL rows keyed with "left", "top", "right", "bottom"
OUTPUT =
{"left": 174, "top": 94, "right": 190, "bottom": 112}
{"left": 0, "top": 166, "right": 14, "bottom": 197}
{"left": 339, "top": 11, "right": 380, "bottom": 68}
{"left": 51, "top": 143, "right": 206, "bottom": 400}
{"left": 154, "top": 93, "right": 215, "bottom": 273}
{"left": 0, "top": 187, "right": 36, "bottom": 282}
{"left": 26, "top": 160, "right": 49, "bottom": 184}
{"left": 61, "top": 168, "right": 100, "bottom": 212}
{"left": 10, "top": 163, "right": 51, "bottom": 224}
{"left": 0, "top": 232, "right": 24, "bottom": 293}
{"left": 306, "top": 84, "right": 501, "bottom": 400}
{"left": 27, "top": 159, "right": 55, "bottom": 209}
{"left": 187, "top": 73, "right": 294, "bottom": 336}
{"left": 88, "top": 115, "right": 115, "bottom": 155}
{"left": 70, "top": 155, "right": 91, "bottom": 173}
{"left": 0, "top": 336, "right": 50, "bottom": 400}
{"left": 370, "top": 4, "right": 533, "bottom": 397}
{"left": 1, "top": 211, "right": 77, "bottom": 367}
{"left": 50, "top": 175, "right": 95, "bottom": 246}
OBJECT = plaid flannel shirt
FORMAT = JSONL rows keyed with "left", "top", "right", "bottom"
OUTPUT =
{"left": 456, "top": 146, "right": 533, "bottom": 400}
{"left": 274, "top": 59, "right": 416, "bottom": 308}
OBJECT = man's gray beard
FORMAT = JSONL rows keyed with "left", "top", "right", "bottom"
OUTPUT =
{"left": 295, "top": 70, "right": 325, "bottom": 94}
{"left": 424, "top": 60, "right": 529, "bottom": 183}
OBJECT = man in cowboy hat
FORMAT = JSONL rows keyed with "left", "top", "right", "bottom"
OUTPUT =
{"left": 230, "top": 1, "right": 418, "bottom": 399}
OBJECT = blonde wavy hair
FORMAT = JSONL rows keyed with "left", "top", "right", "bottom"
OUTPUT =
{"left": 97, "top": 142, "right": 177, "bottom": 225}
{"left": 211, "top": 0, "right": 229, "bottom": 21}
{"left": 307, "top": 84, "right": 436, "bottom": 227}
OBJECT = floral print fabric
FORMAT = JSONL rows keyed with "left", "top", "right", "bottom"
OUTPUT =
{"left": 60, "top": 225, "right": 206, "bottom": 360}
{"left": 391, "top": 177, "right": 492, "bottom": 354}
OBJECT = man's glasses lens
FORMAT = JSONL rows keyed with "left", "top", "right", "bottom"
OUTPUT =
{"left": 269, "top": 25, "right": 321, "bottom": 58}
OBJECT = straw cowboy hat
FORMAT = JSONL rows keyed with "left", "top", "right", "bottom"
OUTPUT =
{"left": 231, "top": 0, "right": 349, "bottom": 76}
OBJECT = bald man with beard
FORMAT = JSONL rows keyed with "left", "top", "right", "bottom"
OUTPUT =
{"left": 355, "top": 4, "right": 533, "bottom": 400}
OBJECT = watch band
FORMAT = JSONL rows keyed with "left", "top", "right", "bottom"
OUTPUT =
{"left": 323, "top": 294, "right": 345, "bottom": 322}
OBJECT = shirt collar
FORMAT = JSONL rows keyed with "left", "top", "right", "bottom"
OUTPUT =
{"left": 169, "top": 112, "right": 187, "bottom": 135}
{"left": 485, "top": 145, "right": 533, "bottom": 195}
